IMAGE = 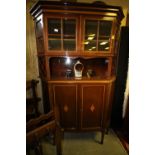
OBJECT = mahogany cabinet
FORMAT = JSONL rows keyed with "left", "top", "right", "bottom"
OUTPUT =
{"left": 30, "top": 0, "right": 124, "bottom": 143}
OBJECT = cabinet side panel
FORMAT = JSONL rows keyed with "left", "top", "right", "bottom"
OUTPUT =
{"left": 104, "top": 82, "right": 115, "bottom": 131}
{"left": 35, "top": 17, "right": 45, "bottom": 53}
{"left": 38, "top": 56, "right": 47, "bottom": 78}
{"left": 41, "top": 80, "right": 50, "bottom": 113}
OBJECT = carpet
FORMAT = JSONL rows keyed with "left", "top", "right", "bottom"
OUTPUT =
{"left": 29, "top": 129, "right": 128, "bottom": 155}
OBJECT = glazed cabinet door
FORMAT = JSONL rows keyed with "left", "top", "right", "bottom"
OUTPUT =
{"left": 80, "top": 84, "right": 106, "bottom": 130}
{"left": 81, "top": 16, "right": 115, "bottom": 54}
{"left": 45, "top": 15, "right": 79, "bottom": 54}
{"left": 52, "top": 84, "right": 78, "bottom": 129}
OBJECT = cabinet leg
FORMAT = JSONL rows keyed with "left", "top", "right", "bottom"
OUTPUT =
{"left": 26, "top": 150, "right": 30, "bottom": 155}
{"left": 105, "top": 128, "right": 109, "bottom": 134}
{"left": 101, "top": 131, "right": 105, "bottom": 144}
{"left": 61, "top": 129, "right": 64, "bottom": 139}
{"left": 53, "top": 131, "right": 56, "bottom": 145}
{"left": 56, "top": 126, "right": 62, "bottom": 155}
{"left": 34, "top": 144, "right": 42, "bottom": 155}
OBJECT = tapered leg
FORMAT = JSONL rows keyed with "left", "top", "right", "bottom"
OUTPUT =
{"left": 53, "top": 131, "right": 56, "bottom": 145}
{"left": 55, "top": 126, "right": 62, "bottom": 155}
{"left": 105, "top": 128, "right": 109, "bottom": 134}
{"left": 26, "top": 150, "right": 31, "bottom": 155}
{"left": 34, "top": 145, "right": 42, "bottom": 155}
{"left": 101, "top": 130, "right": 105, "bottom": 144}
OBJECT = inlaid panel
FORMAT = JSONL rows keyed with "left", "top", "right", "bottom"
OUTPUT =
{"left": 53, "top": 84, "right": 77, "bottom": 129}
{"left": 81, "top": 85, "right": 105, "bottom": 129}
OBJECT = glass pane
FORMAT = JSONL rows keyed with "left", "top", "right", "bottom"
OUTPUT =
{"left": 48, "top": 18, "right": 61, "bottom": 50}
{"left": 64, "top": 40, "right": 75, "bottom": 51}
{"left": 48, "top": 19, "right": 61, "bottom": 34}
{"left": 85, "top": 20, "right": 98, "bottom": 37}
{"left": 63, "top": 19, "right": 76, "bottom": 51}
{"left": 84, "top": 40, "right": 97, "bottom": 51}
{"left": 84, "top": 20, "right": 97, "bottom": 51}
{"left": 63, "top": 19, "right": 76, "bottom": 36}
{"left": 48, "top": 40, "right": 61, "bottom": 50}
{"left": 99, "top": 21, "right": 112, "bottom": 37}
{"left": 98, "top": 40, "right": 110, "bottom": 51}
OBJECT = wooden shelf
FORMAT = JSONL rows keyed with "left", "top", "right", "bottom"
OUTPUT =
{"left": 48, "top": 76, "right": 116, "bottom": 83}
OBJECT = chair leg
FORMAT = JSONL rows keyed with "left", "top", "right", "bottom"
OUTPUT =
{"left": 34, "top": 136, "right": 43, "bottom": 155}
{"left": 39, "top": 143, "right": 43, "bottom": 155}
{"left": 53, "top": 131, "right": 56, "bottom": 145}
{"left": 55, "top": 126, "right": 62, "bottom": 155}
{"left": 34, "top": 143, "right": 43, "bottom": 155}
{"left": 34, "top": 147, "right": 40, "bottom": 155}
{"left": 26, "top": 150, "right": 31, "bottom": 155}
{"left": 101, "top": 130, "right": 105, "bottom": 144}
{"left": 105, "top": 127, "right": 109, "bottom": 134}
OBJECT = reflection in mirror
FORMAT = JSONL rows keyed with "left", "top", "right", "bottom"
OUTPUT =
{"left": 49, "top": 57, "right": 109, "bottom": 79}
{"left": 98, "top": 40, "right": 110, "bottom": 51}
{"left": 84, "top": 40, "right": 97, "bottom": 51}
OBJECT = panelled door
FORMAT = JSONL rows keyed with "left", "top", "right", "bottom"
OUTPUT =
{"left": 52, "top": 84, "right": 78, "bottom": 129}
{"left": 80, "top": 84, "right": 106, "bottom": 130}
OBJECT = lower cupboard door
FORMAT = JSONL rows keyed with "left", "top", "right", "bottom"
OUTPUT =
{"left": 53, "top": 84, "right": 77, "bottom": 129}
{"left": 80, "top": 85, "right": 105, "bottom": 129}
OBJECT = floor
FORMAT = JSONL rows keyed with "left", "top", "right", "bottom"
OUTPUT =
{"left": 29, "top": 129, "right": 128, "bottom": 155}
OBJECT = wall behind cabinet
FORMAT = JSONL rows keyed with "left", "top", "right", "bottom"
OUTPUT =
{"left": 26, "top": 0, "right": 44, "bottom": 113}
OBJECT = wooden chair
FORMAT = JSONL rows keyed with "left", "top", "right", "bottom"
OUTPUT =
{"left": 26, "top": 111, "right": 62, "bottom": 155}
{"left": 26, "top": 79, "right": 41, "bottom": 122}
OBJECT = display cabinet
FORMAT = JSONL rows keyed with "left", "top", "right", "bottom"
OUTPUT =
{"left": 30, "top": 0, "right": 124, "bottom": 144}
